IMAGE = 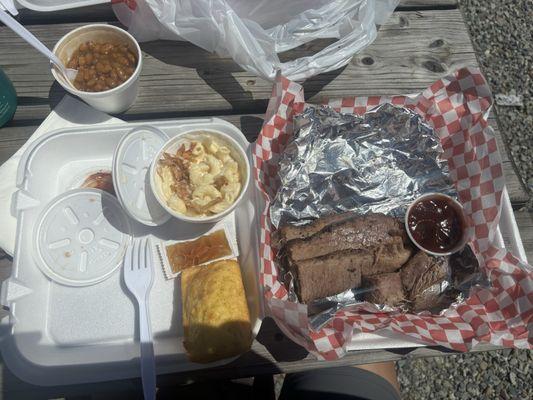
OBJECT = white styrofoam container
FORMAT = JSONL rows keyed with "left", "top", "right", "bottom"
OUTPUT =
{"left": 0, "top": 119, "right": 528, "bottom": 386}
{"left": 150, "top": 129, "right": 251, "bottom": 224}
{"left": 112, "top": 125, "right": 171, "bottom": 226}
{"left": 0, "top": 118, "right": 265, "bottom": 386}
{"left": 33, "top": 188, "right": 133, "bottom": 287}
{"left": 16, "top": 0, "right": 108, "bottom": 12}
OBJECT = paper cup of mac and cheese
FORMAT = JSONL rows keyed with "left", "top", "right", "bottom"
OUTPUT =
{"left": 150, "top": 129, "right": 250, "bottom": 223}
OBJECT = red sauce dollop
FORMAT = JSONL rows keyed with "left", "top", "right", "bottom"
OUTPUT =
{"left": 407, "top": 195, "right": 464, "bottom": 253}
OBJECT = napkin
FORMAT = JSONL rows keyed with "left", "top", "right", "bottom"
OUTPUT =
{"left": 0, "top": 95, "right": 122, "bottom": 256}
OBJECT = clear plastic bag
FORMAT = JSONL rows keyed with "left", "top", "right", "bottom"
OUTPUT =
{"left": 112, "top": 0, "right": 399, "bottom": 81}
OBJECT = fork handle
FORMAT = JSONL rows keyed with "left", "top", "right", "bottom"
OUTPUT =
{"left": 139, "top": 298, "right": 156, "bottom": 400}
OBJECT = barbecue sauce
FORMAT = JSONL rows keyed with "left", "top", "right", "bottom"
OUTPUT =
{"left": 407, "top": 195, "right": 464, "bottom": 253}
{"left": 81, "top": 171, "right": 115, "bottom": 195}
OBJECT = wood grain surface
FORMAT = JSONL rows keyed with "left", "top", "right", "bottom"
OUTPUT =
{"left": 2, "top": 9, "right": 478, "bottom": 120}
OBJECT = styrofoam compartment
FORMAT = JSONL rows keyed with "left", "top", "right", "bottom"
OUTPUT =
{"left": 0, "top": 118, "right": 264, "bottom": 386}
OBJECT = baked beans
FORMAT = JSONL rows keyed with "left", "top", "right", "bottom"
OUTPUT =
{"left": 67, "top": 41, "right": 138, "bottom": 92}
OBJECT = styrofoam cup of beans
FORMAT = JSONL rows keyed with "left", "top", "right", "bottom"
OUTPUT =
{"left": 51, "top": 24, "right": 142, "bottom": 114}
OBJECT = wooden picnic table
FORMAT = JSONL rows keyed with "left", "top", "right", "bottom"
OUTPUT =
{"left": 0, "top": 0, "right": 531, "bottom": 398}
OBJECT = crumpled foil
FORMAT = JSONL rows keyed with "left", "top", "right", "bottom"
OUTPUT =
{"left": 269, "top": 104, "right": 483, "bottom": 328}
{"left": 270, "top": 103, "right": 456, "bottom": 228}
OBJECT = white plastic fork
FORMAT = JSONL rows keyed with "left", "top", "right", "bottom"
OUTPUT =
{"left": 124, "top": 237, "right": 156, "bottom": 400}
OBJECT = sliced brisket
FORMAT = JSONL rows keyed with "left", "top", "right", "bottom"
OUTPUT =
{"left": 286, "top": 213, "right": 406, "bottom": 261}
{"left": 291, "top": 251, "right": 363, "bottom": 303}
{"left": 289, "top": 239, "right": 412, "bottom": 303}
{"left": 360, "top": 237, "right": 413, "bottom": 276}
{"left": 275, "top": 211, "right": 358, "bottom": 245}
{"left": 363, "top": 272, "right": 405, "bottom": 306}
{"left": 400, "top": 251, "right": 448, "bottom": 300}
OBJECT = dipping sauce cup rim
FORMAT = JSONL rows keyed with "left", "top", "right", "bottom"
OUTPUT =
{"left": 405, "top": 192, "right": 468, "bottom": 256}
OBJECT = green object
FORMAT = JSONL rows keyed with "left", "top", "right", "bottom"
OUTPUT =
{"left": 0, "top": 68, "right": 17, "bottom": 128}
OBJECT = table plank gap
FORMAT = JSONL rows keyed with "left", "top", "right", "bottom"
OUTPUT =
{"left": 397, "top": 0, "right": 457, "bottom": 11}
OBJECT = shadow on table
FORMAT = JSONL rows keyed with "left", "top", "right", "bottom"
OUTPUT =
{"left": 239, "top": 115, "right": 264, "bottom": 142}
{"left": 141, "top": 39, "right": 346, "bottom": 112}
{"left": 46, "top": 37, "right": 346, "bottom": 123}
{"left": 256, "top": 317, "right": 309, "bottom": 362}
{"left": 142, "top": 40, "right": 262, "bottom": 114}
{"left": 0, "top": 328, "right": 284, "bottom": 400}
{"left": 47, "top": 81, "right": 70, "bottom": 112}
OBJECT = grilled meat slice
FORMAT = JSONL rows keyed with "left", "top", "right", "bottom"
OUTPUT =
{"left": 274, "top": 212, "right": 357, "bottom": 246}
{"left": 363, "top": 272, "right": 406, "bottom": 306}
{"left": 400, "top": 251, "right": 448, "bottom": 300}
{"left": 289, "top": 239, "right": 411, "bottom": 303}
{"left": 360, "top": 237, "right": 413, "bottom": 276}
{"left": 411, "top": 283, "right": 442, "bottom": 312}
{"left": 290, "top": 251, "right": 363, "bottom": 303}
{"left": 286, "top": 213, "right": 406, "bottom": 261}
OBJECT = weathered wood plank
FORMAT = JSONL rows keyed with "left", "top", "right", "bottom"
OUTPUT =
{"left": 2, "top": 9, "right": 478, "bottom": 122}
{"left": 489, "top": 120, "right": 529, "bottom": 205}
{"left": 507, "top": 211, "right": 533, "bottom": 262}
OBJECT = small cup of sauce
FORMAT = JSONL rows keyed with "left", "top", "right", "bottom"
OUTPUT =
{"left": 405, "top": 193, "right": 467, "bottom": 256}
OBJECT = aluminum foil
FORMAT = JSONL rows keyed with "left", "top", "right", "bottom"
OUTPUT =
{"left": 270, "top": 103, "right": 456, "bottom": 228}
{"left": 269, "top": 104, "right": 484, "bottom": 327}
{"left": 308, "top": 281, "right": 452, "bottom": 331}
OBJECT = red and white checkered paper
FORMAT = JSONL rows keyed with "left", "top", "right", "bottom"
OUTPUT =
{"left": 252, "top": 67, "right": 533, "bottom": 360}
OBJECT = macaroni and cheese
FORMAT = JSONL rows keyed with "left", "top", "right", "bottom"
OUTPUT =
{"left": 156, "top": 135, "right": 242, "bottom": 217}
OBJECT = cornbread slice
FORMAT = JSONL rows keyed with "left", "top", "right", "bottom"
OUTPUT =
{"left": 181, "top": 259, "right": 252, "bottom": 363}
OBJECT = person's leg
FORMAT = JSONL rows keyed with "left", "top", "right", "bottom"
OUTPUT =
{"left": 279, "top": 362, "right": 400, "bottom": 400}
{"left": 355, "top": 362, "right": 400, "bottom": 394}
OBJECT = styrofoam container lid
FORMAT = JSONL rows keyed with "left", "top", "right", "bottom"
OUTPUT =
{"left": 17, "top": 0, "right": 109, "bottom": 12}
{"left": 34, "top": 188, "right": 131, "bottom": 287}
{"left": 113, "top": 125, "right": 171, "bottom": 226}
